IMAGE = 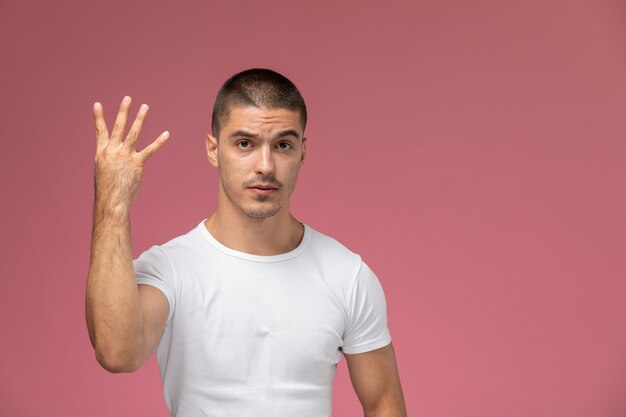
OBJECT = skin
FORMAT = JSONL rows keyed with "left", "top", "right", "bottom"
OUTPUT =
{"left": 85, "top": 97, "right": 406, "bottom": 416}
{"left": 203, "top": 105, "right": 308, "bottom": 255}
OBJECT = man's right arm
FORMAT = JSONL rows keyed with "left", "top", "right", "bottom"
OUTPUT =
{"left": 85, "top": 97, "right": 170, "bottom": 373}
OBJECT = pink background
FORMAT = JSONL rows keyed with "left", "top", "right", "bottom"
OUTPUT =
{"left": 1, "top": 0, "right": 625, "bottom": 416}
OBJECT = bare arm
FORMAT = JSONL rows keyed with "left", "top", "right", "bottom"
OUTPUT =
{"left": 85, "top": 97, "right": 170, "bottom": 373}
{"left": 345, "top": 343, "right": 407, "bottom": 417}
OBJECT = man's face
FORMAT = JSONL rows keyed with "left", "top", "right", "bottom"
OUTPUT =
{"left": 206, "top": 106, "right": 306, "bottom": 219}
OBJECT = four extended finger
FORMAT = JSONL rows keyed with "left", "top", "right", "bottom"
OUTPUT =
{"left": 124, "top": 103, "right": 149, "bottom": 150}
{"left": 139, "top": 131, "right": 170, "bottom": 163}
{"left": 93, "top": 102, "right": 109, "bottom": 150}
{"left": 109, "top": 96, "right": 132, "bottom": 145}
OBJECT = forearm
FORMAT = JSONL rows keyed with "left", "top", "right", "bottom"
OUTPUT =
{"left": 85, "top": 201, "right": 144, "bottom": 372}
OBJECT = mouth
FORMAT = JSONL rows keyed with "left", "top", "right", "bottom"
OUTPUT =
{"left": 247, "top": 184, "right": 279, "bottom": 195}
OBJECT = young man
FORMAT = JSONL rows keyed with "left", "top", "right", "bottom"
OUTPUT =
{"left": 86, "top": 69, "right": 406, "bottom": 417}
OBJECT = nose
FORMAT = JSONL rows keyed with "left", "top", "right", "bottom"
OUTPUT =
{"left": 254, "top": 144, "right": 274, "bottom": 176}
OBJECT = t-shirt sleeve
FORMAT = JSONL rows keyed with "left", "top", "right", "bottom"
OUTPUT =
{"left": 133, "top": 245, "right": 176, "bottom": 325}
{"left": 341, "top": 261, "right": 392, "bottom": 354}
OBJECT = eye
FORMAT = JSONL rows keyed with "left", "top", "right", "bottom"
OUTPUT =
{"left": 237, "top": 140, "right": 250, "bottom": 149}
{"left": 277, "top": 142, "right": 292, "bottom": 150}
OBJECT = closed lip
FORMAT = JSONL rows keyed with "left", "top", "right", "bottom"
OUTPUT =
{"left": 248, "top": 184, "right": 279, "bottom": 190}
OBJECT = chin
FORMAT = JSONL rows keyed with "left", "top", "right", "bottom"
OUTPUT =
{"left": 240, "top": 203, "right": 283, "bottom": 219}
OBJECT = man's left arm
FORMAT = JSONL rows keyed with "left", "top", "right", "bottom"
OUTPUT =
{"left": 345, "top": 342, "right": 407, "bottom": 417}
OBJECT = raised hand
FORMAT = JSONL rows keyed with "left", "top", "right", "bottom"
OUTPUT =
{"left": 93, "top": 96, "right": 170, "bottom": 210}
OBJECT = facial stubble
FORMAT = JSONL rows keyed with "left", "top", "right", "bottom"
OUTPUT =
{"left": 219, "top": 167, "right": 296, "bottom": 219}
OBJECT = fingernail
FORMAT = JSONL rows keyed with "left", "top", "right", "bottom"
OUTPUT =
{"left": 94, "top": 102, "right": 101, "bottom": 109}
{"left": 123, "top": 96, "right": 131, "bottom": 104}
{"left": 140, "top": 104, "right": 148, "bottom": 112}
{"left": 163, "top": 131, "right": 170, "bottom": 138}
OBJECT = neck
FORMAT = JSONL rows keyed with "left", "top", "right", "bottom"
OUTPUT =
{"left": 204, "top": 193, "right": 304, "bottom": 256}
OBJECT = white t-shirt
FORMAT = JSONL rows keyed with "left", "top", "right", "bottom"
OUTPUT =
{"left": 133, "top": 219, "right": 391, "bottom": 417}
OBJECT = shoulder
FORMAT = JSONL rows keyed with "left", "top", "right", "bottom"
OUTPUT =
{"left": 135, "top": 220, "right": 206, "bottom": 263}
{"left": 304, "top": 224, "right": 364, "bottom": 278}
{"left": 306, "top": 225, "right": 360, "bottom": 258}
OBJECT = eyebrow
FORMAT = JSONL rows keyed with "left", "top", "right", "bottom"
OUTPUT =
{"left": 229, "top": 129, "right": 301, "bottom": 140}
{"left": 230, "top": 130, "right": 258, "bottom": 139}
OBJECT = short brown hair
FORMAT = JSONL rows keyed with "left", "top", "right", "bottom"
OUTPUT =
{"left": 211, "top": 68, "right": 307, "bottom": 138}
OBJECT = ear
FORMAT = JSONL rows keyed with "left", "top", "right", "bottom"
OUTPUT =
{"left": 206, "top": 134, "right": 219, "bottom": 167}
{"left": 300, "top": 136, "right": 307, "bottom": 167}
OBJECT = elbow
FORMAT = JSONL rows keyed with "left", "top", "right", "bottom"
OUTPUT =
{"left": 95, "top": 345, "right": 143, "bottom": 373}
{"left": 364, "top": 399, "right": 408, "bottom": 417}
